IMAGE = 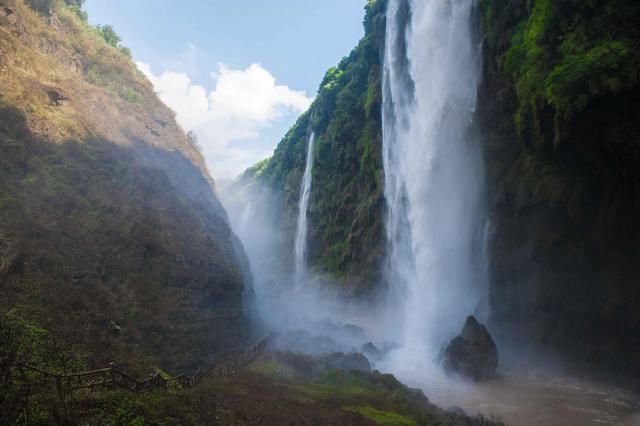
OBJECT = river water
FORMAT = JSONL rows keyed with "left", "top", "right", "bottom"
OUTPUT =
{"left": 434, "top": 373, "right": 640, "bottom": 425}
{"left": 386, "top": 363, "right": 640, "bottom": 425}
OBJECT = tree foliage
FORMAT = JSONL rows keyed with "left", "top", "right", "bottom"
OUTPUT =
{"left": 0, "top": 311, "right": 85, "bottom": 424}
{"left": 98, "top": 25, "right": 121, "bottom": 47}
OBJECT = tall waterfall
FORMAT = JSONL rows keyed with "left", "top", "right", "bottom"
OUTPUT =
{"left": 382, "top": 0, "right": 488, "bottom": 364}
{"left": 294, "top": 133, "right": 316, "bottom": 286}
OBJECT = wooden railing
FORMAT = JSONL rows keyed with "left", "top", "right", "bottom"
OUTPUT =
{"left": 17, "top": 336, "right": 270, "bottom": 395}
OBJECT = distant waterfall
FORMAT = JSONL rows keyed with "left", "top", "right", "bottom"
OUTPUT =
{"left": 237, "top": 201, "right": 254, "bottom": 238}
{"left": 294, "top": 133, "right": 316, "bottom": 286}
{"left": 382, "top": 0, "right": 488, "bottom": 362}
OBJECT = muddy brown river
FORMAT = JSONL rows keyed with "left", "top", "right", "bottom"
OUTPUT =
{"left": 424, "top": 372, "right": 640, "bottom": 425}
{"left": 382, "top": 358, "right": 640, "bottom": 425}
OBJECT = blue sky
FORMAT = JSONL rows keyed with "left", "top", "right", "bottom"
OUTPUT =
{"left": 84, "top": 0, "right": 368, "bottom": 178}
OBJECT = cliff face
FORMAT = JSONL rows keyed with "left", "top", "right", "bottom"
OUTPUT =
{"left": 0, "top": 0, "right": 251, "bottom": 373}
{"left": 479, "top": 0, "right": 640, "bottom": 375}
{"left": 245, "top": 0, "right": 640, "bottom": 376}
{"left": 241, "top": 0, "right": 387, "bottom": 294}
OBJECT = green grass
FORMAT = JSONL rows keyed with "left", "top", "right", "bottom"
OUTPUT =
{"left": 296, "top": 370, "right": 382, "bottom": 400}
{"left": 249, "top": 358, "right": 289, "bottom": 377}
{"left": 344, "top": 406, "right": 416, "bottom": 426}
{"left": 299, "top": 379, "right": 374, "bottom": 399}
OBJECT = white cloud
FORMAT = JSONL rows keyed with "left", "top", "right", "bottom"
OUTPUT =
{"left": 137, "top": 61, "right": 312, "bottom": 178}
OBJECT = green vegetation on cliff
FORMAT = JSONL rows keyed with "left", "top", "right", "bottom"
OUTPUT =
{"left": 480, "top": 0, "right": 640, "bottom": 375}
{"left": 250, "top": 0, "right": 387, "bottom": 291}
{"left": 485, "top": 0, "right": 640, "bottom": 146}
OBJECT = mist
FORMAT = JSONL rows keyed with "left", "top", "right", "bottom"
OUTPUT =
{"left": 215, "top": 0, "right": 640, "bottom": 423}
{"left": 220, "top": 172, "right": 382, "bottom": 358}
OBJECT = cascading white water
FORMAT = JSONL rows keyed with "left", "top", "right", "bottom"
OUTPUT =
{"left": 382, "top": 0, "right": 488, "bottom": 366}
{"left": 293, "top": 133, "right": 316, "bottom": 286}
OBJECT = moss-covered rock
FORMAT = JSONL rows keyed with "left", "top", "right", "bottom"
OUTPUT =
{"left": 479, "top": 0, "right": 640, "bottom": 376}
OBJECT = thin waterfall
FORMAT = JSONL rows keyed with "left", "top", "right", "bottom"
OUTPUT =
{"left": 382, "top": 0, "right": 489, "bottom": 364}
{"left": 294, "top": 133, "right": 316, "bottom": 286}
{"left": 237, "top": 200, "right": 253, "bottom": 238}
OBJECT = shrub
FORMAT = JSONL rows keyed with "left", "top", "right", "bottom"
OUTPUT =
{"left": 99, "top": 25, "right": 121, "bottom": 47}
{"left": 25, "top": 0, "right": 54, "bottom": 15}
{"left": 67, "top": 4, "right": 88, "bottom": 22}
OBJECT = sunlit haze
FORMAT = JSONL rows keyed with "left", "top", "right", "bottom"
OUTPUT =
{"left": 85, "top": 0, "right": 367, "bottom": 178}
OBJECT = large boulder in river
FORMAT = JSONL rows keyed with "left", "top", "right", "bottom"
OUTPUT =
{"left": 440, "top": 316, "right": 498, "bottom": 381}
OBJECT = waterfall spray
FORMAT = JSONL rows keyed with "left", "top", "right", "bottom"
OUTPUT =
{"left": 382, "top": 0, "right": 489, "bottom": 366}
{"left": 294, "top": 133, "right": 316, "bottom": 286}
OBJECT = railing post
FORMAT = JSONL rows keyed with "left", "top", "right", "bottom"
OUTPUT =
{"left": 16, "top": 335, "right": 271, "bottom": 395}
{"left": 109, "top": 362, "right": 115, "bottom": 389}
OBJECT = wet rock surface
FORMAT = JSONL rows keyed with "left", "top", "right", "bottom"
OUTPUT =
{"left": 271, "top": 322, "right": 370, "bottom": 355}
{"left": 314, "top": 352, "right": 371, "bottom": 374}
{"left": 274, "top": 351, "right": 371, "bottom": 376}
{"left": 271, "top": 329, "right": 348, "bottom": 354}
{"left": 361, "top": 342, "right": 383, "bottom": 361}
{"left": 440, "top": 316, "right": 499, "bottom": 381}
